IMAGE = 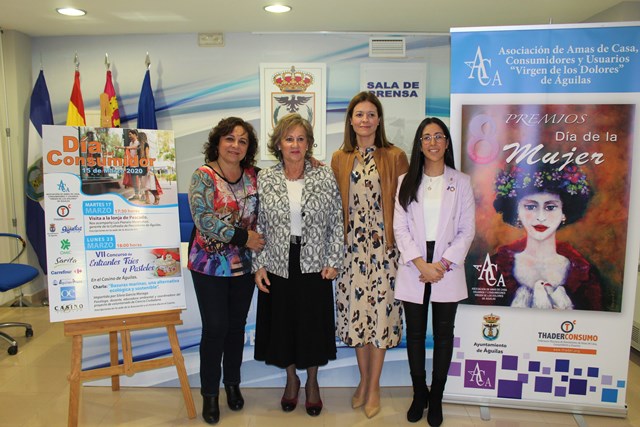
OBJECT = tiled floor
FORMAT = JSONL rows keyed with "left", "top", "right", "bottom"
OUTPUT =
{"left": 0, "top": 306, "right": 638, "bottom": 426}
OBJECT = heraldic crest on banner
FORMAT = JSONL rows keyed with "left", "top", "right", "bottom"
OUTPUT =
{"left": 260, "top": 62, "right": 327, "bottom": 160}
{"left": 271, "top": 66, "right": 315, "bottom": 126}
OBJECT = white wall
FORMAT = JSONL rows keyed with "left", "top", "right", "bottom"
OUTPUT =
{"left": 0, "top": 30, "right": 45, "bottom": 305}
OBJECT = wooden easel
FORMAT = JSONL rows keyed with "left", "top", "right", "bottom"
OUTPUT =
{"left": 64, "top": 309, "right": 196, "bottom": 427}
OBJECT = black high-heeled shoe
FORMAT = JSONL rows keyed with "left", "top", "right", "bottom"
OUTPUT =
{"left": 224, "top": 384, "right": 244, "bottom": 411}
{"left": 280, "top": 377, "right": 300, "bottom": 412}
{"left": 202, "top": 395, "right": 220, "bottom": 424}
{"left": 305, "top": 384, "right": 323, "bottom": 416}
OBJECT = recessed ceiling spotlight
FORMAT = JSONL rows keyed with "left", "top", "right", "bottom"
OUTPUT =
{"left": 264, "top": 4, "right": 292, "bottom": 13}
{"left": 56, "top": 8, "right": 87, "bottom": 17}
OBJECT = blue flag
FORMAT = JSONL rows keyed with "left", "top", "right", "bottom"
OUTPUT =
{"left": 137, "top": 70, "right": 157, "bottom": 130}
{"left": 26, "top": 70, "right": 54, "bottom": 272}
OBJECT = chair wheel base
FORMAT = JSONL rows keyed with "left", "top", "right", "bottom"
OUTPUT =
{"left": 8, "top": 345, "right": 17, "bottom": 355}
{"left": 26, "top": 328, "right": 34, "bottom": 338}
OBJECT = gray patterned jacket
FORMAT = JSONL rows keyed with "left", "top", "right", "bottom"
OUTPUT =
{"left": 252, "top": 161, "right": 344, "bottom": 278}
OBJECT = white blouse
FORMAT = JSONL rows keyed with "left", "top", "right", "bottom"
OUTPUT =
{"left": 286, "top": 178, "right": 304, "bottom": 236}
{"left": 422, "top": 174, "right": 443, "bottom": 241}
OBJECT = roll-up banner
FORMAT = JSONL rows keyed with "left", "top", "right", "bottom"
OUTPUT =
{"left": 449, "top": 23, "right": 640, "bottom": 416}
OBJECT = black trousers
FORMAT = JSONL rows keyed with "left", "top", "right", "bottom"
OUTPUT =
{"left": 403, "top": 241, "right": 458, "bottom": 384}
{"left": 191, "top": 270, "right": 255, "bottom": 397}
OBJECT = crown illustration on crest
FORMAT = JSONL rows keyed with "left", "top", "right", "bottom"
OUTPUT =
{"left": 272, "top": 66, "right": 314, "bottom": 92}
{"left": 483, "top": 314, "right": 500, "bottom": 324}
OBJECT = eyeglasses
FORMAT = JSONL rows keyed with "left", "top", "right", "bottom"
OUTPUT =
{"left": 420, "top": 133, "right": 447, "bottom": 143}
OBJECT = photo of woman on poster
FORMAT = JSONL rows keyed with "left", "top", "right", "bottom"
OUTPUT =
{"left": 488, "top": 162, "right": 602, "bottom": 310}
{"left": 462, "top": 103, "right": 633, "bottom": 313}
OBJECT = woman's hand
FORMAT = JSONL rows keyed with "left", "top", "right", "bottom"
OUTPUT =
{"left": 255, "top": 267, "right": 270, "bottom": 293}
{"left": 413, "top": 258, "right": 445, "bottom": 283}
{"left": 321, "top": 266, "right": 338, "bottom": 280}
{"left": 246, "top": 230, "right": 265, "bottom": 251}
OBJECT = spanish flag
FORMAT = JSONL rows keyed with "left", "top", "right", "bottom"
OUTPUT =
{"left": 100, "top": 70, "right": 120, "bottom": 127}
{"left": 66, "top": 70, "right": 85, "bottom": 126}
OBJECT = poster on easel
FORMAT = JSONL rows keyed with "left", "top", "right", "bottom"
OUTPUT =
{"left": 448, "top": 23, "right": 640, "bottom": 416}
{"left": 43, "top": 125, "right": 186, "bottom": 322}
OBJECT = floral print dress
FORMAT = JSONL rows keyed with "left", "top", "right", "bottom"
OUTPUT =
{"left": 335, "top": 146, "right": 403, "bottom": 348}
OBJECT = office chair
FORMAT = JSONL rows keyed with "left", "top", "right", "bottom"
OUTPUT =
{"left": 0, "top": 233, "right": 36, "bottom": 355}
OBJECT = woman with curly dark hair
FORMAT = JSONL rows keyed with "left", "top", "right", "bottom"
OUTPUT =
{"left": 187, "top": 117, "right": 265, "bottom": 424}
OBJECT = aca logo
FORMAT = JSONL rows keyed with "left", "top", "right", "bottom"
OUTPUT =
{"left": 57, "top": 180, "right": 71, "bottom": 193}
{"left": 60, "top": 286, "right": 76, "bottom": 302}
{"left": 464, "top": 46, "right": 502, "bottom": 87}
{"left": 474, "top": 253, "right": 505, "bottom": 287}
{"left": 464, "top": 359, "right": 496, "bottom": 389}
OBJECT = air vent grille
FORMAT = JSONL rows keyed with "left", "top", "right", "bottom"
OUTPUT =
{"left": 369, "top": 37, "right": 406, "bottom": 58}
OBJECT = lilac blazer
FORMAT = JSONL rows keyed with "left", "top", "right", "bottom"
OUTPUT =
{"left": 393, "top": 167, "right": 475, "bottom": 304}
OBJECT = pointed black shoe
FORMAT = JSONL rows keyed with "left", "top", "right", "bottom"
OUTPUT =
{"left": 281, "top": 377, "right": 301, "bottom": 412}
{"left": 305, "top": 385, "right": 323, "bottom": 416}
{"left": 225, "top": 384, "right": 245, "bottom": 411}
{"left": 202, "top": 395, "right": 220, "bottom": 424}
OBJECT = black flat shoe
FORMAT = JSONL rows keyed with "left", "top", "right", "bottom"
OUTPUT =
{"left": 224, "top": 384, "right": 244, "bottom": 411}
{"left": 202, "top": 396, "right": 220, "bottom": 424}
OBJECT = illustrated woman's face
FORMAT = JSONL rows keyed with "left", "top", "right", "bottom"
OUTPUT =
{"left": 517, "top": 192, "right": 565, "bottom": 241}
{"left": 279, "top": 125, "right": 309, "bottom": 164}
{"left": 218, "top": 125, "right": 249, "bottom": 165}
{"left": 350, "top": 101, "right": 380, "bottom": 140}
{"left": 420, "top": 123, "right": 449, "bottom": 165}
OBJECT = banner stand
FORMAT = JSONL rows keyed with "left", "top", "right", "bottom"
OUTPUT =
{"left": 63, "top": 310, "right": 196, "bottom": 427}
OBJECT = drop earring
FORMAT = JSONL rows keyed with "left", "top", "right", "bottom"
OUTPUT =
{"left": 516, "top": 217, "right": 523, "bottom": 228}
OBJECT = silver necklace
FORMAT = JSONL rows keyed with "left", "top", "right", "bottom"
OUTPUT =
{"left": 284, "top": 165, "right": 304, "bottom": 181}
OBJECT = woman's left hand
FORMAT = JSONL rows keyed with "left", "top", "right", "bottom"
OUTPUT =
{"left": 321, "top": 266, "right": 338, "bottom": 280}
{"left": 255, "top": 267, "right": 271, "bottom": 293}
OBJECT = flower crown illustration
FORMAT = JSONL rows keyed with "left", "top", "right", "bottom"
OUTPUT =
{"left": 495, "top": 164, "right": 591, "bottom": 199}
